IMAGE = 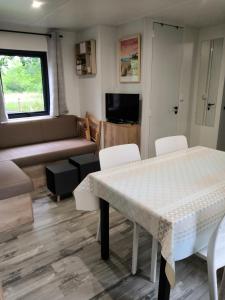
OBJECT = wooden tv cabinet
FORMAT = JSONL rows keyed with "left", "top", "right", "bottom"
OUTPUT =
{"left": 103, "top": 121, "right": 140, "bottom": 148}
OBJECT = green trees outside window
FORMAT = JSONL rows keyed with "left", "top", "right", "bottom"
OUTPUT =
{"left": 0, "top": 50, "right": 49, "bottom": 118}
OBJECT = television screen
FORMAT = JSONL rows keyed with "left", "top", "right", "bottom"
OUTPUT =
{"left": 105, "top": 93, "right": 139, "bottom": 123}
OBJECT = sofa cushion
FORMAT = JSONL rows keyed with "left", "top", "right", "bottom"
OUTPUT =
{"left": 0, "top": 120, "right": 43, "bottom": 149}
{"left": 0, "top": 115, "right": 79, "bottom": 149}
{"left": 0, "top": 161, "right": 33, "bottom": 200}
{"left": 41, "top": 115, "right": 79, "bottom": 142}
{"left": 0, "top": 138, "right": 97, "bottom": 167}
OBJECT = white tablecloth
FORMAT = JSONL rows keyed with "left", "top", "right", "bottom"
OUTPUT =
{"left": 73, "top": 146, "right": 225, "bottom": 286}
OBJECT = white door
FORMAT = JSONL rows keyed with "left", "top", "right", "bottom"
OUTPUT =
{"left": 192, "top": 37, "right": 224, "bottom": 149}
{"left": 149, "top": 23, "right": 183, "bottom": 156}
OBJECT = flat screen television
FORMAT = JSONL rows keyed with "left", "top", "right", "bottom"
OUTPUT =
{"left": 105, "top": 93, "right": 139, "bottom": 123}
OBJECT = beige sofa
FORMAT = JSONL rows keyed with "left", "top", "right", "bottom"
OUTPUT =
{"left": 0, "top": 115, "right": 97, "bottom": 187}
{"left": 0, "top": 115, "right": 97, "bottom": 167}
{"left": 0, "top": 115, "right": 98, "bottom": 232}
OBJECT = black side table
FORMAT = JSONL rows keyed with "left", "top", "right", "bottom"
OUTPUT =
{"left": 69, "top": 153, "right": 100, "bottom": 181}
{"left": 46, "top": 161, "right": 79, "bottom": 202}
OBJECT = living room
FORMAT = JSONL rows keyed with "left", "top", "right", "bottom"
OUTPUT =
{"left": 1, "top": 1, "right": 225, "bottom": 299}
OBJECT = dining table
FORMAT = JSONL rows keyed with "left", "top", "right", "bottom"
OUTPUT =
{"left": 74, "top": 146, "right": 225, "bottom": 300}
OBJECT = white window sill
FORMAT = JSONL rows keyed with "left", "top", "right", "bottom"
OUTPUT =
{"left": 7, "top": 115, "right": 54, "bottom": 123}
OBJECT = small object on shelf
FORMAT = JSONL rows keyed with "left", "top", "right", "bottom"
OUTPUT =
{"left": 80, "top": 42, "right": 86, "bottom": 54}
{"left": 75, "top": 39, "right": 96, "bottom": 76}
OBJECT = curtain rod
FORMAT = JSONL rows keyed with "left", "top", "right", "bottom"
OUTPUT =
{"left": 0, "top": 29, "right": 64, "bottom": 38}
{"left": 153, "top": 21, "right": 184, "bottom": 29}
{"left": 0, "top": 29, "right": 52, "bottom": 37}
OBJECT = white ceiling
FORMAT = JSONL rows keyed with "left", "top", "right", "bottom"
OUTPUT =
{"left": 0, "top": 0, "right": 225, "bottom": 30}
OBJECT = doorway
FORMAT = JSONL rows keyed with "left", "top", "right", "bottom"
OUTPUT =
{"left": 149, "top": 22, "right": 184, "bottom": 156}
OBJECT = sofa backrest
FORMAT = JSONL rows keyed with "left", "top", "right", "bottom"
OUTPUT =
{"left": 0, "top": 115, "right": 79, "bottom": 149}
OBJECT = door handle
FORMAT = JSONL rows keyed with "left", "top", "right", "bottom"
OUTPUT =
{"left": 207, "top": 103, "right": 215, "bottom": 110}
{"left": 173, "top": 106, "right": 178, "bottom": 114}
{"left": 202, "top": 95, "right": 207, "bottom": 101}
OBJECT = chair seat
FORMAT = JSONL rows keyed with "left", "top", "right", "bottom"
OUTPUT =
{"left": 198, "top": 246, "right": 225, "bottom": 270}
{"left": 197, "top": 247, "right": 207, "bottom": 259}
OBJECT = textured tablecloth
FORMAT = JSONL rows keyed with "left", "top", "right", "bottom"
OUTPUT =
{"left": 74, "top": 146, "right": 225, "bottom": 286}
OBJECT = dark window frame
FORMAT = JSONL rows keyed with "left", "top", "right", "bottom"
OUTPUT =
{"left": 0, "top": 49, "right": 50, "bottom": 119}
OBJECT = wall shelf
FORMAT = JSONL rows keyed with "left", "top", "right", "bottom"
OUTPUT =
{"left": 75, "top": 39, "right": 96, "bottom": 76}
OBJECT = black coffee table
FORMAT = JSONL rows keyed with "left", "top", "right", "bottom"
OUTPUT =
{"left": 69, "top": 153, "right": 100, "bottom": 181}
{"left": 46, "top": 161, "right": 79, "bottom": 202}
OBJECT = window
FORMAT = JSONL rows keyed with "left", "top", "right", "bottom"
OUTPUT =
{"left": 0, "top": 49, "right": 49, "bottom": 118}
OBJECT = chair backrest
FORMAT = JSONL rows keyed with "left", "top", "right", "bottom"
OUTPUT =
{"left": 99, "top": 144, "right": 141, "bottom": 170}
{"left": 207, "top": 214, "right": 225, "bottom": 266}
{"left": 77, "top": 116, "right": 91, "bottom": 141}
{"left": 155, "top": 135, "right": 188, "bottom": 157}
{"left": 86, "top": 112, "right": 102, "bottom": 149}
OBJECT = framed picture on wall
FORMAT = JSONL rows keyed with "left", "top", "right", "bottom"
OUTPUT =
{"left": 119, "top": 34, "right": 141, "bottom": 83}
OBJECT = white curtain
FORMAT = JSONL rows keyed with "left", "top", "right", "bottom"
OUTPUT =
{"left": 47, "top": 31, "right": 68, "bottom": 117}
{"left": 0, "top": 73, "right": 8, "bottom": 123}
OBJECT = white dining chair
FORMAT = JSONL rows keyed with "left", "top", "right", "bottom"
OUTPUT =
{"left": 155, "top": 135, "right": 188, "bottom": 156}
{"left": 149, "top": 135, "right": 189, "bottom": 282}
{"left": 197, "top": 215, "right": 225, "bottom": 300}
{"left": 97, "top": 144, "right": 141, "bottom": 275}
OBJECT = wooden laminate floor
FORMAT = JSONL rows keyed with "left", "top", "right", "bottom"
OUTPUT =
{"left": 0, "top": 190, "right": 222, "bottom": 300}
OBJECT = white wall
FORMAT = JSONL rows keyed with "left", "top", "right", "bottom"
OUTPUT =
{"left": 76, "top": 26, "right": 103, "bottom": 119}
{"left": 99, "top": 25, "right": 117, "bottom": 120}
{"left": 76, "top": 20, "right": 150, "bottom": 155}
{"left": 116, "top": 19, "right": 150, "bottom": 157}
{"left": 0, "top": 30, "right": 80, "bottom": 116}
{"left": 77, "top": 25, "right": 118, "bottom": 121}
{"left": 76, "top": 20, "right": 150, "bottom": 153}
{"left": 76, "top": 18, "right": 197, "bottom": 158}
{"left": 189, "top": 24, "right": 225, "bottom": 148}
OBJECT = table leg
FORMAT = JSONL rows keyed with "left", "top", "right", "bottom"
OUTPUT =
{"left": 158, "top": 255, "right": 171, "bottom": 300}
{"left": 100, "top": 199, "right": 109, "bottom": 260}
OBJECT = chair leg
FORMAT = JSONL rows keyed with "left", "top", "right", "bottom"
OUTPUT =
{"left": 219, "top": 268, "right": 225, "bottom": 300}
{"left": 207, "top": 263, "right": 218, "bottom": 300}
{"left": 132, "top": 222, "right": 139, "bottom": 275}
{"left": 150, "top": 238, "right": 158, "bottom": 282}
{"left": 96, "top": 213, "right": 101, "bottom": 242}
